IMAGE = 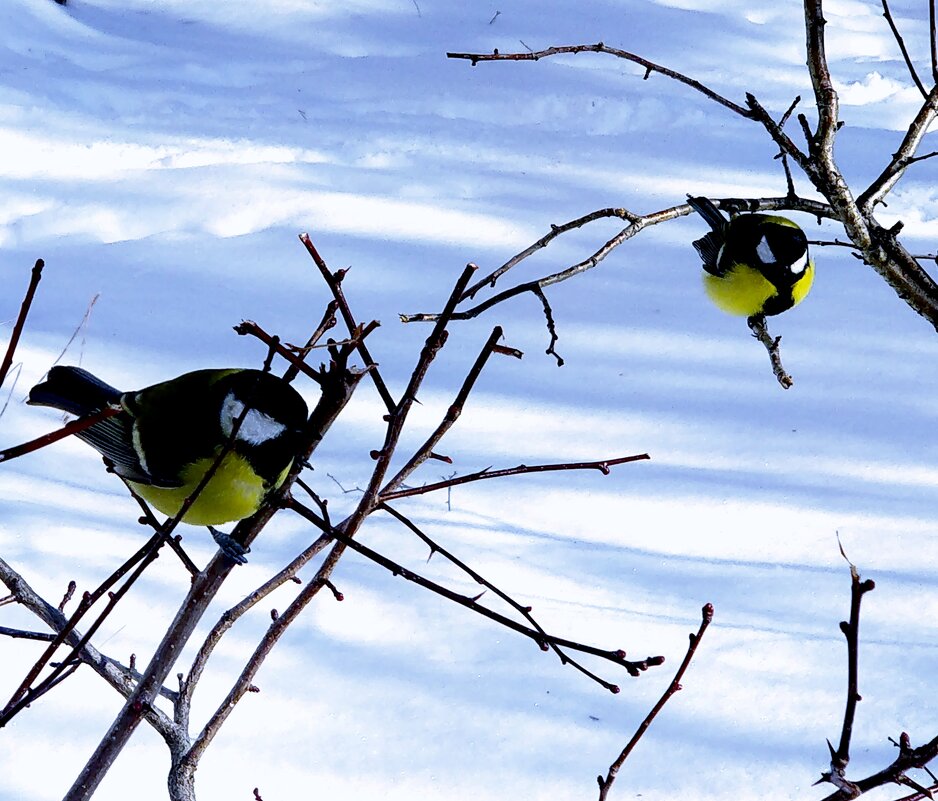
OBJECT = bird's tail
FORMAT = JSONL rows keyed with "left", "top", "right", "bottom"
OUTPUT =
{"left": 27, "top": 366, "right": 122, "bottom": 417}
{"left": 687, "top": 196, "right": 727, "bottom": 232}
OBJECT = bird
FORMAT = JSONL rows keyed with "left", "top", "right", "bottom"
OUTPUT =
{"left": 27, "top": 366, "right": 309, "bottom": 563}
{"left": 687, "top": 196, "right": 814, "bottom": 317}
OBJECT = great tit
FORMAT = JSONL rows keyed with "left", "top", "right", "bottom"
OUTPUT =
{"left": 28, "top": 366, "right": 308, "bottom": 561}
{"left": 688, "top": 196, "right": 814, "bottom": 317}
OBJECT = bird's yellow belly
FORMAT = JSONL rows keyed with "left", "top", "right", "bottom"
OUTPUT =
{"left": 127, "top": 453, "right": 290, "bottom": 526}
{"left": 703, "top": 263, "right": 777, "bottom": 317}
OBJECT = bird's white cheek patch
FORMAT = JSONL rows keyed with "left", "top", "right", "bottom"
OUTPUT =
{"left": 755, "top": 236, "right": 776, "bottom": 264}
{"left": 221, "top": 393, "right": 287, "bottom": 445}
{"left": 789, "top": 252, "right": 809, "bottom": 275}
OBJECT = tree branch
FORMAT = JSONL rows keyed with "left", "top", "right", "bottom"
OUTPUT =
{"left": 881, "top": 0, "right": 928, "bottom": 98}
{"left": 597, "top": 603, "right": 714, "bottom": 801}
{"left": 0, "top": 259, "right": 43, "bottom": 393}
{"left": 289, "top": 498, "right": 663, "bottom": 684}
{"left": 380, "top": 454, "right": 650, "bottom": 501}
{"left": 447, "top": 43, "right": 752, "bottom": 117}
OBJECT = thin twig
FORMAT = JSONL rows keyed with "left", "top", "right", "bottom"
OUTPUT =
{"left": 931, "top": 0, "right": 938, "bottom": 85}
{"left": 817, "top": 545, "right": 876, "bottom": 794}
{"left": 281, "top": 301, "right": 339, "bottom": 383}
{"left": 0, "top": 406, "right": 122, "bottom": 464}
{"left": 0, "top": 259, "right": 43, "bottom": 392}
{"left": 458, "top": 207, "right": 639, "bottom": 302}
{"left": 747, "top": 314, "right": 793, "bottom": 389}
{"left": 0, "top": 626, "right": 57, "bottom": 642}
{"left": 380, "top": 326, "right": 510, "bottom": 497}
{"left": 597, "top": 603, "right": 714, "bottom": 800}
{"left": 400, "top": 198, "right": 834, "bottom": 331}
{"left": 881, "top": 0, "right": 928, "bottom": 98}
{"left": 234, "top": 320, "right": 327, "bottom": 385}
{"left": 299, "top": 233, "right": 397, "bottom": 412}
{"left": 0, "top": 534, "right": 164, "bottom": 726}
{"left": 289, "top": 498, "right": 662, "bottom": 684}
{"left": 447, "top": 43, "right": 752, "bottom": 117}
{"left": 379, "top": 503, "right": 630, "bottom": 689}
{"left": 0, "top": 557, "right": 176, "bottom": 737}
{"left": 381, "top": 454, "right": 650, "bottom": 501}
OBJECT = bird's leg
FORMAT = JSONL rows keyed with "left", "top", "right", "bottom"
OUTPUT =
{"left": 207, "top": 526, "right": 250, "bottom": 565}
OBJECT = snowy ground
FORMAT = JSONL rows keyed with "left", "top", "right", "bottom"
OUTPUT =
{"left": 1, "top": 0, "right": 937, "bottom": 799}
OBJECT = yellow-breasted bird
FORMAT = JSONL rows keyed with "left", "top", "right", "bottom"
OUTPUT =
{"left": 688, "top": 196, "right": 814, "bottom": 317}
{"left": 28, "top": 366, "right": 309, "bottom": 563}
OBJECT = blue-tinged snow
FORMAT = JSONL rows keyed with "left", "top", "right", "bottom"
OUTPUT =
{"left": 1, "top": 0, "right": 937, "bottom": 799}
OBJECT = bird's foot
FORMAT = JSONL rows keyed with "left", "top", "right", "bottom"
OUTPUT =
{"left": 208, "top": 526, "right": 250, "bottom": 565}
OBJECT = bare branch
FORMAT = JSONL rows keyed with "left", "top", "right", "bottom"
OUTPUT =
{"left": 177, "top": 530, "right": 334, "bottom": 726}
{"left": 459, "top": 207, "right": 639, "bottom": 302}
{"left": 289, "top": 498, "right": 663, "bottom": 684}
{"left": 447, "top": 43, "right": 752, "bottom": 117}
{"left": 381, "top": 454, "right": 650, "bottom": 501}
{"left": 299, "top": 233, "right": 397, "bottom": 412}
{"left": 380, "top": 326, "right": 508, "bottom": 496}
{"left": 0, "top": 556, "right": 176, "bottom": 738}
{"left": 931, "top": 0, "right": 938, "bottom": 85}
{"left": 0, "top": 406, "right": 122, "bottom": 464}
{"left": 597, "top": 603, "right": 714, "bottom": 800}
{"left": 881, "top": 0, "right": 928, "bottom": 98}
{"left": 0, "top": 536, "right": 163, "bottom": 726}
{"left": 747, "top": 315, "right": 794, "bottom": 389}
{"left": 0, "top": 259, "right": 43, "bottom": 393}
{"left": 379, "top": 503, "right": 637, "bottom": 689}
{"left": 858, "top": 84, "right": 938, "bottom": 212}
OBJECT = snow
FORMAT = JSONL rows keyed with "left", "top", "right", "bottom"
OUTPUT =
{"left": 1, "top": 1, "right": 937, "bottom": 800}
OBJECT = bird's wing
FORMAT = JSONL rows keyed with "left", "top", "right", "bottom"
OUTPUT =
{"left": 75, "top": 415, "right": 152, "bottom": 483}
{"left": 693, "top": 232, "right": 724, "bottom": 276}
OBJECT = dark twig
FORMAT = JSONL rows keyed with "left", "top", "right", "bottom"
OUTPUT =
{"left": 0, "top": 259, "right": 43, "bottom": 392}
{"left": 817, "top": 546, "right": 876, "bottom": 795}
{"left": 380, "top": 326, "right": 511, "bottom": 497}
{"left": 776, "top": 96, "right": 802, "bottom": 196}
{"left": 881, "top": 0, "right": 928, "bottom": 98}
{"left": 458, "top": 207, "right": 640, "bottom": 302}
{"left": 0, "top": 407, "right": 121, "bottom": 464}
{"left": 400, "top": 199, "right": 834, "bottom": 332}
{"left": 381, "top": 454, "right": 651, "bottom": 501}
{"left": 747, "top": 314, "right": 793, "bottom": 389}
{"left": 532, "top": 285, "right": 563, "bottom": 365}
{"left": 299, "top": 233, "right": 396, "bottom": 412}
{"left": 0, "top": 534, "right": 164, "bottom": 726}
{"left": 928, "top": 0, "right": 938, "bottom": 86}
{"left": 234, "top": 320, "right": 326, "bottom": 385}
{"left": 289, "top": 498, "right": 662, "bottom": 685}
{"left": 379, "top": 503, "right": 627, "bottom": 689}
{"left": 447, "top": 43, "right": 752, "bottom": 117}
{"left": 816, "top": 735, "right": 938, "bottom": 801}
{"left": 597, "top": 603, "right": 714, "bottom": 801}
{"left": 0, "top": 626, "right": 57, "bottom": 642}
{"left": 281, "top": 301, "right": 339, "bottom": 383}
